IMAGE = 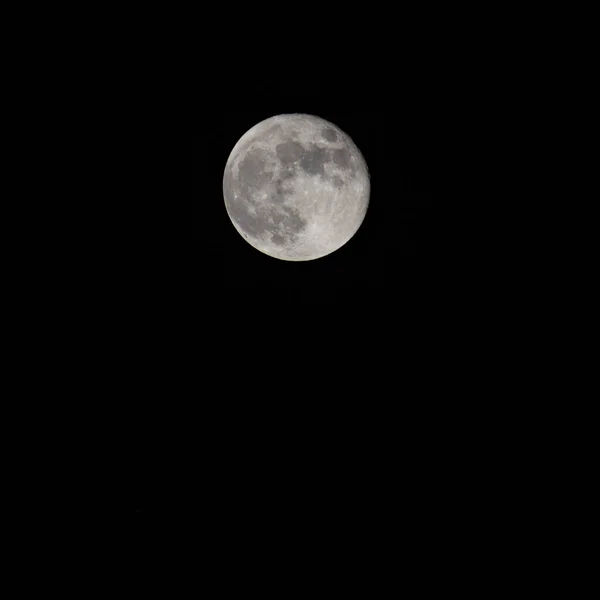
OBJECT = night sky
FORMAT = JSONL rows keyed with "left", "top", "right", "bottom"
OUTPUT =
{"left": 129, "top": 77, "right": 446, "bottom": 518}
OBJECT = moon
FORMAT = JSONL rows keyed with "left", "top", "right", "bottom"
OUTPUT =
{"left": 223, "top": 113, "right": 370, "bottom": 261}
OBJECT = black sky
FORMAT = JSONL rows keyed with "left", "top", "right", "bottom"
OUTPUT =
{"left": 126, "top": 77, "right": 444, "bottom": 516}
{"left": 71, "top": 12, "right": 528, "bottom": 538}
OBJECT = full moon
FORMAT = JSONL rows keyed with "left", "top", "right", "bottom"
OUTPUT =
{"left": 223, "top": 113, "right": 370, "bottom": 261}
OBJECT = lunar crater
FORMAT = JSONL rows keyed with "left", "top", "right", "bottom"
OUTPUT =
{"left": 332, "top": 175, "right": 345, "bottom": 188}
{"left": 299, "top": 144, "right": 329, "bottom": 177}
{"left": 322, "top": 127, "right": 338, "bottom": 142}
{"left": 271, "top": 233, "right": 286, "bottom": 246}
{"left": 331, "top": 147, "right": 351, "bottom": 169}
{"left": 275, "top": 141, "right": 304, "bottom": 165}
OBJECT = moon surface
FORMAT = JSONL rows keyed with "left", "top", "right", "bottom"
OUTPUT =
{"left": 223, "top": 114, "right": 370, "bottom": 261}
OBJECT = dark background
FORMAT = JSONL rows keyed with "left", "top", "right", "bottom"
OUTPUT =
{"left": 130, "top": 64, "right": 527, "bottom": 561}
{"left": 131, "top": 77, "right": 450, "bottom": 518}
{"left": 39, "top": 15, "right": 532, "bottom": 559}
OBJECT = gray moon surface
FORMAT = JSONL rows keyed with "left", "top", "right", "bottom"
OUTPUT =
{"left": 223, "top": 113, "right": 370, "bottom": 261}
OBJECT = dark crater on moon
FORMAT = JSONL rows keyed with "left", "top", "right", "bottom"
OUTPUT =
{"left": 279, "top": 167, "right": 296, "bottom": 181}
{"left": 238, "top": 149, "right": 273, "bottom": 192}
{"left": 331, "top": 147, "right": 351, "bottom": 169}
{"left": 274, "top": 138, "right": 356, "bottom": 182}
{"left": 273, "top": 174, "right": 294, "bottom": 202}
{"left": 271, "top": 233, "right": 286, "bottom": 246}
{"left": 299, "top": 144, "right": 329, "bottom": 176}
{"left": 275, "top": 141, "right": 304, "bottom": 165}
{"left": 321, "top": 127, "right": 338, "bottom": 142}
